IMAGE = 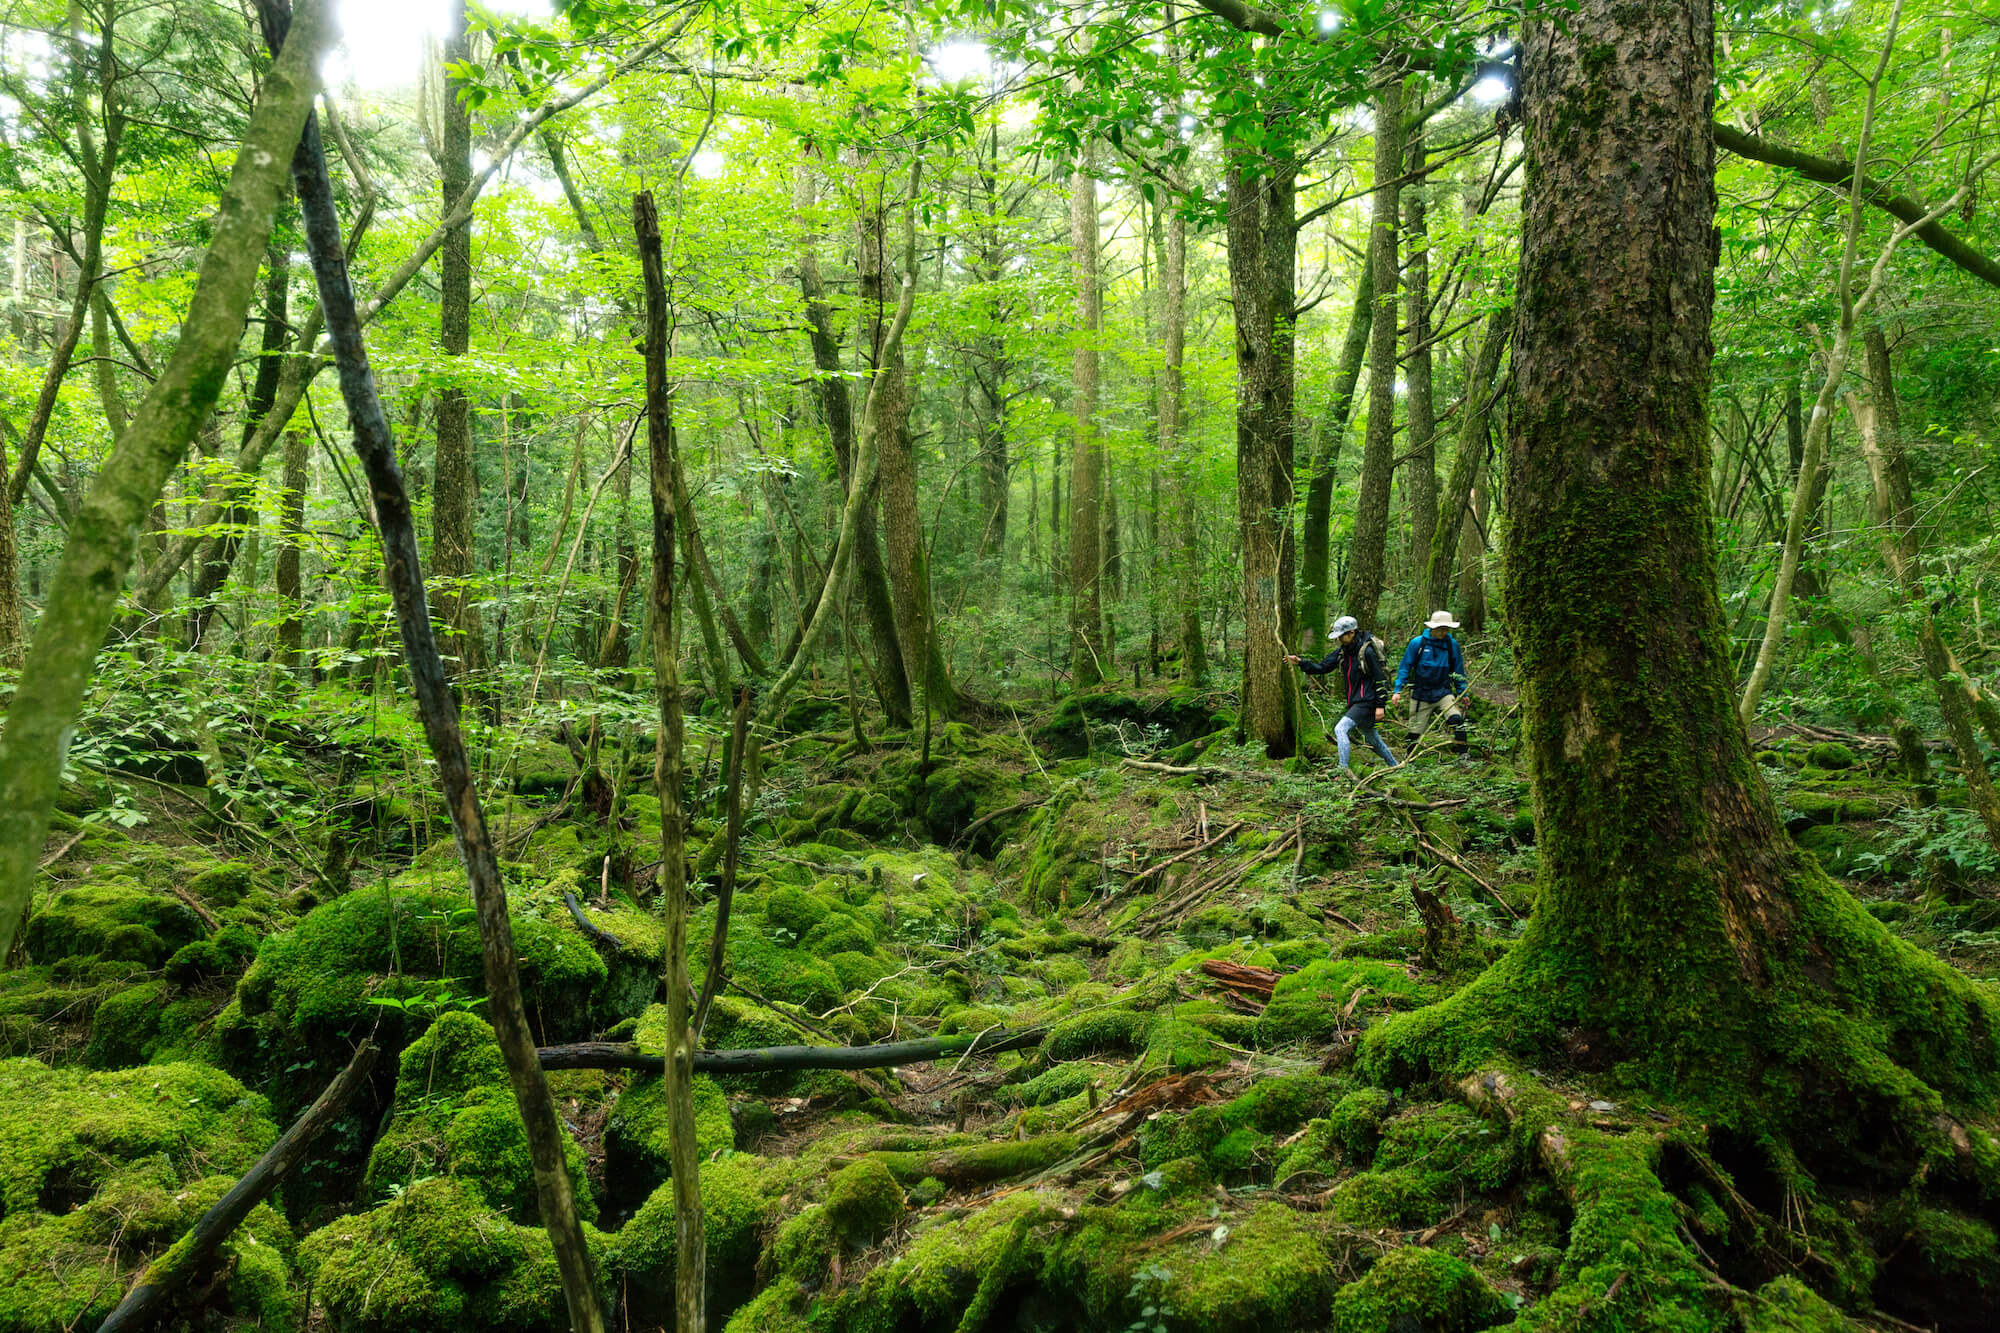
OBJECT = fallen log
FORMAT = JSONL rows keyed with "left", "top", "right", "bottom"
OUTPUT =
{"left": 538, "top": 1026, "right": 1050, "bottom": 1076}
{"left": 564, "top": 891, "right": 626, "bottom": 952}
{"left": 1122, "top": 820, "right": 1248, "bottom": 893}
{"left": 96, "top": 1041, "right": 380, "bottom": 1333}
{"left": 1121, "top": 758, "right": 1278, "bottom": 782}
{"left": 1198, "top": 958, "right": 1281, "bottom": 1001}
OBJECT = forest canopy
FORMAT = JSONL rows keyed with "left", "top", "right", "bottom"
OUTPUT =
{"left": 2, "top": 0, "right": 1999, "bottom": 1331}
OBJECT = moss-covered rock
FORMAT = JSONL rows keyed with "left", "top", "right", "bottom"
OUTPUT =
{"left": 1141, "top": 1076, "right": 1345, "bottom": 1176}
{"left": 162, "top": 922, "right": 258, "bottom": 987}
{"left": 616, "top": 1153, "right": 793, "bottom": 1324}
{"left": 824, "top": 1157, "right": 906, "bottom": 1243}
{"left": 602, "top": 1073, "right": 734, "bottom": 1207}
{"left": 364, "top": 1012, "right": 595, "bottom": 1222}
{"left": 0, "top": 1058, "right": 289, "bottom": 1332}
{"left": 1255, "top": 959, "right": 1439, "bottom": 1049}
{"left": 22, "top": 881, "right": 206, "bottom": 968}
{"left": 300, "top": 1175, "right": 614, "bottom": 1333}
{"left": 1042, "top": 1007, "right": 1151, "bottom": 1062}
{"left": 1804, "top": 742, "right": 1857, "bottom": 771}
{"left": 1329, "top": 1246, "right": 1509, "bottom": 1333}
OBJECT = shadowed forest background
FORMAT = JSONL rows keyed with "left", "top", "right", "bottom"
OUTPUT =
{"left": 2, "top": 0, "right": 2000, "bottom": 1331}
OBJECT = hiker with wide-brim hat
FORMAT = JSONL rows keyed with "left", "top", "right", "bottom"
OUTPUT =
{"left": 1288, "top": 615, "right": 1398, "bottom": 771}
{"left": 1391, "top": 610, "right": 1472, "bottom": 759}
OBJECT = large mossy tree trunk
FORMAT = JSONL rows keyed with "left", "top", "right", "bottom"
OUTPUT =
{"left": 1400, "top": 125, "right": 1437, "bottom": 611}
{"left": 1344, "top": 75, "right": 1402, "bottom": 635}
{"left": 1066, "top": 144, "right": 1106, "bottom": 690}
{"left": 1226, "top": 151, "right": 1301, "bottom": 757}
{"left": 1366, "top": 0, "right": 2000, "bottom": 1243}
{"left": 0, "top": 0, "right": 329, "bottom": 960}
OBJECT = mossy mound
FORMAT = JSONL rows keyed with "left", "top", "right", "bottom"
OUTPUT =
{"left": 1140, "top": 1075, "right": 1346, "bottom": 1176}
{"left": 220, "top": 885, "right": 609, "bottom": 1113}
{"left": 603, "top": 1073, "right": 735, "bottom": 1207}
{"left": 363, "top": 1011, "right": 595, "bottom": 1221}
{"left": 0, "top": 1058, "right": 290, "bottom": 1332}
{"left": 1255, "top": 958, "right": 1440, "bottom": 1049}
{"left": 22, "top": 880, "right": 207, "bottom": 968}
{"left": 824, "top": 1157, "right": 906, "bottom": 1243}
{"left": 82, "top": 978, "right": 216, "bottom": 1069}
{"left": 1329, "top": 1245, "right": 1510, "bottom": 1333}
{"left": 300, "top": 1175, "right": 614, "bottom": 1333}
{"left": 1034, "top": 689, "right": 1223, "bottom": 758}
{"left": 615, "top": 1152, "right": 795, "bottom": 1324}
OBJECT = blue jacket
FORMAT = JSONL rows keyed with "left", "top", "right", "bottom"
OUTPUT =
{"left": 1394, "top": 632, "right": 1468, "bottom": 702}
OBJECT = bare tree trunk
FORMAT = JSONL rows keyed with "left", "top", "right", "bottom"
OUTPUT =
{"left": 1402, "top": 124, "right": 1437, "bottom": 609}
{"left": 276, "top": 429, "right": 309, "bottom": 668}
{"left": 1345, "top": 75, "right": 1403, "bottom": 634}
{"left": 1856, "top": 326, "right": 2000, "bottom": 847}
{"left": 634, "top": 190, "right": 706, "bottom": 1333}
{"left": 430, "top": 0, "right": 486, "bottom": 678}
{"left": 1457, "top": 474, "right": 1487, "bottom": 631}
{"left": 1158, "top": 176, "right": 1204, "bottom": 685}
{"left": 1298, "top": 262, "right": 1372, "bottom": 645}
{"left": 0, "top": 0, "right": 327, "bottom": 960}
{"left": 792, "top": 159, "right": 912, "bottom": 724}
{"left": 1425, "top": 306, "right": 1509, "bottom": 613}
{"left": 1068, "top": 144, "right": 1106, "bottom": 689}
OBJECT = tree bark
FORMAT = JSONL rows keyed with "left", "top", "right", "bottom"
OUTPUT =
{"left": 1856, "top": 327, "right": 2000, "bottom": 847}
{"left": 1068, "top": 144, "right": 1107, "bottom": 688}
{"left": 1298, "top": 261, "right": 1372, "bottom": 645}
{"left": 275, "top": 429, "right": 310, "bottom": 667}
{"left": 273, "top": 8, "right": 606, "bottom": 1314}
{"left": 1402, "top": 124, "right": 1438, "bottom": 609}
{"left": 792, "top": 158, "right": 912, "bottom": 725}
{"left": 1344, "top": 76, "right": 1403, "bottom": 635}
{"left": 634, "top": 190, "right": 706, "bottom": 1333}
{"left": 0, "top": 0, "right": 328, "bottom": 961}
{"left": 1456, "top": 473, "right": 1487, "bottom": 631}
{"left": 429, "top": 0, "right": 485, "bottom": 679}
{"left": 1424, "top": 306, "right": 1509, "bottom": 614}
{"left": 1156, "top": 180, "right": 1205, "bottom": 686}
{"left": 1227, "top": 149, "right": 1301, "bottom": 757}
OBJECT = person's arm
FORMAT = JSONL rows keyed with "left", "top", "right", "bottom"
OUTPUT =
{"left": 1296, "top": 649, "right": 1339, "bottom": 675}
{"left": 1450, "top": 637, "right": 1469, "bottom": 695}
{"left": 1393, "top": 635, "right": 1419, "bottom": 698}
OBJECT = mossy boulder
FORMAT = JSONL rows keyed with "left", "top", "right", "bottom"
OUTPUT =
{"left": 603, "top": 1074, "right": 735, "bottom": 1207}
{"left": 162, "top": 922, "right": 258, "bottom": 987}
{"left": 300, "top": 1175, "right": 615, "bottom": 1333}
{"left": 0, "top": 1059, "right": 290, "bottom": 1332}
{"left": 83, "top": 979, "right": 174, "bottom": 1068}
{"left": 1141, "top": 1075, "right": 1344, "bottom": 1176}
{"left": 616, "top": 1153, "right": 793, "bottom": 1324}
{"left": 825, "top": 1157, "right": 906, "bottom": 1243}
{"left": 364, "top": 1012, "right": 595, "bottom": 1222}
{"left": 1804, "top": 742, "right": 1857, "bottom": 771}
{"left": 1329, "top": 1246, "right": 1509, "bottom": 1333}
{"left": 184, "top": 859, "right": 262, "bottom": 908}
{"left": 1255, "top": 959, "right": 1439, "bottom": 1049}
{"left": 1042, "top": 1007, "right": 1151, "bottom": 1062}
{"left": 22, "top": 881, "right": 206, "bottom": 968}
{"left": 221, "top": 886, "right": 608, "bottom": 1114}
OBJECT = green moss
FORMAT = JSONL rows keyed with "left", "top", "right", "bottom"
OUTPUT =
{"left": 764, "top": 886, "right": 831, "bottom": 938}
{"left": 1007, "top": 1062, "right": 1101, "bottom": 1108}
{"left": 1741, "top": 1276, "right": 1852, "bottom": 1332}
{"left": 825, "top": 1157, "right": 906, "bottom": 1243}
{"left": 0, "top": 1059, "right": 287, "bottom": 1332}
{"left": 1255, "top": 958, "right": 1438, "bottom": 1049}
{"left": 1327, "top": 1087, "right": 1395, "bottom": 1159}
{"left": 83, "top": 979, "right": 170, "bottom": 1069}
{"left": 1142, "top": 1076, "right": 1343, "bottom": 1175}
{"left": 1329, "top": 1246, "right": 1509, "bottom": 1333}
{"left": 363, "top": 1011, "right": 596, "bottom": 1222}
{"left": 184, "top": 859, "right": 261, "bottom": 907}
{"left": 870, "top": 1133, "right": 1080, "bottom": 1187}
{"left": 162, "top": 922, "right": 258, "bottom": 987}
{"left": 603, "top": 1057, "right": 734, "bottom": 1206}
{"left": 1043, "top": 1007, "right": 1151, "bottom": 1062}
{"left": 300, "top": 1175, "right": 615, "bottom": 1333}
{"left": 616, "top": 1153, "right": 792, "bottom": 1322}
{"left": 23, "top": 881, "right": 205, "bottom": 968}
{"left": 1804, "top": 742, "right": 1856, "bottom": 771}
{"left": 802, "top": 913, "right": 876, "bottom": 956}
{"left": 1164, "top": 1202, "right": 1340, "bottom": 1328}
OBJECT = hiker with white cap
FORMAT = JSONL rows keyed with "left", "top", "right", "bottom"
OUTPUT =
{"left": 1391, "top": 611, "right": 1472, "bottom": 759}
{"left": 1288, "top": 616, "right": 1398, "bottom": 771}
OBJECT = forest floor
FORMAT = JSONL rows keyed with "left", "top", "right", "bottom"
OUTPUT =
{"left": 3, "top": 661, "right": 1996, "bottom": 1333}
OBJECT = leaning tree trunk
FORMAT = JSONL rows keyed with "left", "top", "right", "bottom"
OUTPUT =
{"left": 1857, "top": 326, "right": 2000, "bottom": 848}
{"left": 0, "top": 0, "right": 328, "bottom": 961}
{"left": 1344, "top": 75, "right": 1403, "bottom": 635}
{"left": 1424, "top": 306, "right": 1509, "bottom": 614}
{"left": 275, "top": 428, "right": 310, "bottom": 667}
{"left": 1067, "top": 143, "right": 1106, "bottom": 689}
{"left": 1298, "top": 260, "right": 1372, "bottom": 646}
{"left": 430, "top": 0, "right": 486, "bottom": 679}
{"left": 1226, "top": 150, "right": 1301, "bottom": 757}
{"left": 1361, "top": 0, "right": 2000, "bottom": 1214}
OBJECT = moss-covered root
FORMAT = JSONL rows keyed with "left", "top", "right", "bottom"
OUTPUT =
{"left": 1454, "top": 1068, "right": 1725, "bottom": 1331}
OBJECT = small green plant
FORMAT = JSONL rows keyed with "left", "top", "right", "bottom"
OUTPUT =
{"left": 368, "top": 979, "right": 490, "bottom": 1019}
{"left": 1123, "top": 1262, "right": 1175, "bottom": 1333}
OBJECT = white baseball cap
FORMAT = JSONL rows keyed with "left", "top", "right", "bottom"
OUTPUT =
{"left": 1328, "top": 615, "right": 1359, "bottom": 640}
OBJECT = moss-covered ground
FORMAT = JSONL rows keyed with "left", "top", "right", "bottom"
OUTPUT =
{"left": 3, "top": 679, "right": 1995, "bottom": 1331}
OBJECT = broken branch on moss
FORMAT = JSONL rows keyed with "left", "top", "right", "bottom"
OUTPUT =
{"left": 537, "top": 1026, "right": 1049, "bottom": 1075}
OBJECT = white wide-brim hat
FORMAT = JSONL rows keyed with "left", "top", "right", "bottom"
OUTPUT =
{"left": 1426, "top": 611, "right": 1460, "bottom": 630}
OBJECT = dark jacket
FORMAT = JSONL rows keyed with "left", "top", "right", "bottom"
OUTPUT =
{"left": 1299, "top": 633, "right": 1390, "bottom": 708}
{"left": 1394, "top": 632, "right": 1468, "bottom": 703}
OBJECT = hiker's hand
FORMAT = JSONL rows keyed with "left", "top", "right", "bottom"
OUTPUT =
{"left": 1286, "top": 654, "right": 1300, "bottom": 665}
{"left": 1375, "top": 707, "right": 1385, "bottom": 722}
{"left": 1390, "top": 692, "right": 1402, "bottom": 705}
